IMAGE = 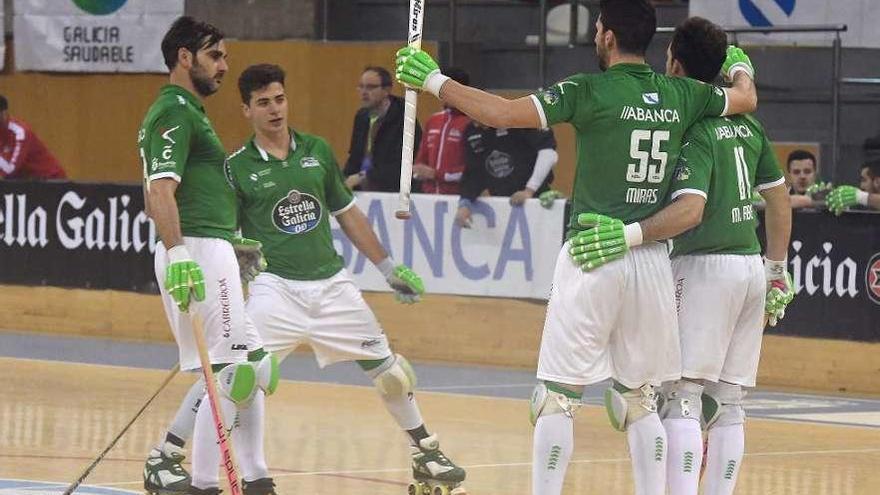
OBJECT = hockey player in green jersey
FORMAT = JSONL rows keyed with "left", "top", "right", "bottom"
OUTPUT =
{"left": 656, "top": 18, "right": 793, "bottom": 495}
{"left": 395, "top": 1, "right": 758, "bottom": 494}
{"left": 139, "top": 16, "right": 278, "bottom": 495}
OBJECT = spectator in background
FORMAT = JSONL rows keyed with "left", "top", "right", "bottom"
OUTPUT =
{"left": 785, "top": 149, "right": 822, "bottom": 208}
{"left": 343, "top": 66, "right": 421, "bottom": 192}
{"left": 0, "top": 95, "right": 66, "bottom": 180}
{"left": 455, "top": 123, "right": 559, "bottom": 228}
{"left": 827, "top": 160, "right": 880, "bottom": 214}
{"left": 413, "top": 67, "right": 471, "bottom": 195}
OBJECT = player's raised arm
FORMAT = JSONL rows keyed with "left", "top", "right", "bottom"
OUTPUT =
{"left": 722, "top": 46, "right": 758, "bottom": 116}
{"left": 396, "top": 47, "right": 542, "bottom": 129}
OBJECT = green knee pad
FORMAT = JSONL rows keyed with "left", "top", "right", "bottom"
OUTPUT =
{"left": 252, "top": 351, "right": 279, "bottom": 396}
{"left": 216, "top": 362, "right": 257, "bottom": 404}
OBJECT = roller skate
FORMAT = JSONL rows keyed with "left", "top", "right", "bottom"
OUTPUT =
{"left": 243, "top": 477, "right": 277, "bottom": 495}
{"left": 144, "top": 443, "right": 191, "bottom": 494}
{"left": 407, "top": 434, "right": 466, "bottom": 495}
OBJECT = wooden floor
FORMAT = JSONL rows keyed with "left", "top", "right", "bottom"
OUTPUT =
{"left": 3, "top": 358, "right": 880, "bottom": 495}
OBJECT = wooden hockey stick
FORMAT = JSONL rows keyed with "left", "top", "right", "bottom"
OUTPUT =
{"left": 395, "top": 0, "right": 426, "bottom": 220}
{"left": 63, "top": 363, "right": 180, "bottom": 495}
{"left": 190, "top": 311, "right": 243, "bottom": 495}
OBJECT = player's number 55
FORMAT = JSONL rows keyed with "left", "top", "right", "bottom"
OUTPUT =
{"left": 627, "top": 129, "right": 669, "bottom": 184}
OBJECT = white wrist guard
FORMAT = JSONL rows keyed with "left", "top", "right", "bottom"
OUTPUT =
{"left": 375, "top": 257, "right": 396, "bottom": 278}
{"left": 623, "top": 223, "right": 643, "bottom": 248}
{"left": 764, "top": 257, "right": 787, "bottom": 281}
{"left": 727, "top": 63, "right": 754, "bottom": 81}
{"left": 424, "top": 70, "right": 450, "bottom": 98}
{"left": 167, "top": 244, "right": 192, "bottom": 263}
{"left": 856, "top": 189, "right": 870, "bottom": 206}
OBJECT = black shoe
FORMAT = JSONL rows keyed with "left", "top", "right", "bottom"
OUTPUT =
{"left": 186, "top": 487, "right": 221, "bottom": 495}
{"left": 243, "top": 477, "right": 277, "bottom": 495}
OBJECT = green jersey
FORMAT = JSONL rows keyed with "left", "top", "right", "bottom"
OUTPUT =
{"left": 532, "top": 64, "right": 728, "bottom": 237}
{"left": 670, "top": 114, "right": 785, "bottom": 256}
{"left": 138, "top": 85, "right": 236, "bottom": 240}
{"left": 225, "top": 129, "right": 355, "bottom": 281}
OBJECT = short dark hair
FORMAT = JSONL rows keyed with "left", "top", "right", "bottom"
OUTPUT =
{"left": 670, "top": 17, "right": 727, "bottom": 83}
{"left": 161, "top": 16, "right": 224, "bottom": 71}
{"left": 862, "top": 160, "right": 880, "bottom": 179}
{"left": 363, "top": 66, "right": 392, "bottom": 88}
{"left": 444, "top": 67, "right": 470, "bottom": 86}
{"left": 786, "top": 149, "right": 817, "bottom": 171}
{"left": 0, "top": 95, "right": 7, "bottom": 112}
{"left": 239, "top": 64, "right": 286, "bottom": 104}
{"left": 599, "top": 0, "right": 656, "bottom": 56}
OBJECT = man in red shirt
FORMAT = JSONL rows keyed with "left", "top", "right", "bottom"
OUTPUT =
{"left": 413, "top": 68, "right": 471, "bottom": 195}
{"left": 0, "top": 95, "right": 67, "bottom": 180}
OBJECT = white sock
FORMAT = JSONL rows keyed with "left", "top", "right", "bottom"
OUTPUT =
{"left": 531, "top": 413, "right": 573, "bottom": 495}
{"left": 378, "top": 390, "right": 425, "bottom": 433}
{"left": 191, "top": 392, "right": 236, "bottom": 490}
{"left": 703, "top": 424, "right": 744, "bottom": 495}
{"left": 627, "top": 413, "right": 667, "bottom": 495}
{"left": 662, "top": 418, "right": 702, "bottom": 495}
{"left": 166, "top": 377, "right": 203, "bottom": 445}
{"left": 234, "top": 391, "right": 269, "bottom": 482}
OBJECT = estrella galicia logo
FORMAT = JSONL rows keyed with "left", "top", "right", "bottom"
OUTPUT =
{"left": 865, "top": 253, "right": 880, "bottom": 305}
{"left": 272, "top": 189, "right": 322, "bottom": 234}
{"left": 73, "top": 0, "right": 128, "bottom": 15}
{"left": 739, "top": 0, "right": 795, "bottom": 27}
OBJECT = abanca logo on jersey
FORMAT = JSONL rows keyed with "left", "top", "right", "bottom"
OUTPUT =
{"left": 272, "top": 189, "right": 322, "bottom": 234}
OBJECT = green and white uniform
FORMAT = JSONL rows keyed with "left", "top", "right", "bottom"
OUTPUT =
{"left": 670, "top": 115, "right": 785, "bottom": 386}
{"left": 529, "top": 65, "right": 728, "bottom": 388}
{"left": 139, "top": 84, "right": 261, "bottom": 371}
{"left": 225, "top": 130, "right": 391, "bottom": 366}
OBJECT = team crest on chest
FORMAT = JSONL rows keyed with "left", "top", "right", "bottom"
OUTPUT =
{"left": 300, "top": 156, "right": 321, "bottom": 168}
{"left": 272, "top": 189, "right": 322, "bottom": 235}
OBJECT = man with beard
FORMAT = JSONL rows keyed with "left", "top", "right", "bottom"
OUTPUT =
{"left": 827, "top": 160, "right": 880, "bottom": 214}
{"left": 138, "top": 16, "right": 275, "bottom": 495}
{"left": 395, "top": 1, "right": 757, "bottom": 494}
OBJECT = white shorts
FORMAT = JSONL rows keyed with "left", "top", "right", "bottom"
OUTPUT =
{"left": 672, "top": 254, "right": 765, "bottom": 386}
{"left": 155, "top": 237, "right": 263, "bottom": 371}
{"left": 246, "top": 269, "right": 392, "bottom": 367}
{"left": 537, "top": 242, "right": 681, "bottom": 389}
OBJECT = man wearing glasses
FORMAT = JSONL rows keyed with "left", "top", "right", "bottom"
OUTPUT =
{"left": 344, "top": 66, "right": 422, "bottom": 191}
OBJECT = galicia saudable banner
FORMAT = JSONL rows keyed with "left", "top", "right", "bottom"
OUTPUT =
{"left": 13, "top": 0, "right": 183, "bottom": 72}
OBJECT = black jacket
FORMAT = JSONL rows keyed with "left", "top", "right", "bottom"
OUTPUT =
{"left": 343, "top": 95, "right": 422, "bottom": 192}
{"left": 460, "top": 125, "right": 556, "bottom": 202}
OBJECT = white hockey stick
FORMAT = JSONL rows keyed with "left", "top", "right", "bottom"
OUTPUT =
{"left": 396, "top": 0, "right": 425, "bottom": 220}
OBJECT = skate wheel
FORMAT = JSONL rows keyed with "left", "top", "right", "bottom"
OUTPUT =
{"left": 407, "top": 482, "right": 420, "bottom": 495}
{"left": 432, "top": 485, "right": 450, "bottom": 495}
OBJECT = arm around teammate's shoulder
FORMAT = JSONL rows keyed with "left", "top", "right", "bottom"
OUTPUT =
{"left": 724, "top": 72, "right": 757, "bottom": 116}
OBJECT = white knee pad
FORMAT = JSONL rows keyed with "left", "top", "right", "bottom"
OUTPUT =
{"left": 529, "top": 382, "right": 583, "bottom": 426}
{"left": 702, "top": 381, "right": 746, "bottom": 428}
{"left": 372, "top": 354, "right": 417, "bottom": 398}
{"left": 605, "top": 384, "right": 658, "bottom": 432}
{"left": 254, "top": 353, "right": 279, "bottom": 396}
{"left": 659, "top": 380, "right": 704, "bottom": 422}
{"left": 216, "top": 362, "right": 257, "bottom": 405}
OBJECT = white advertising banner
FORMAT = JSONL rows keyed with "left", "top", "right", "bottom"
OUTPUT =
{"left": 13, "top": 0, "right": 183, "bottom": 72}
{"left": 332, "top": 192, "right": 566, "bottom": 299}
{"left": 690, "top": 0, "right": 880, "bottom": 48}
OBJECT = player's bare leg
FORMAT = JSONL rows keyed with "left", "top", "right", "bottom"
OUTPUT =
{"left": 529, "top": 381, "right": 583, "bottom": 495}
{"left": 359, "top": 355, "right": 466, "bottom": 494}
{"left": 659, "top": 379, "right": 705, "bottom": 495}
{"left": 700, "top": 381, "right": 746, "bottom": 495}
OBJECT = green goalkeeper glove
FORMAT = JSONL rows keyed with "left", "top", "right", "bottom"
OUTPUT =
{"left": 164, "top": 245, "right": 205, "bottom": 312}
{"left": 395, "top": 47, "right": 449, "bottom": 97}
{"left": 722, "top": 45, "right": 755, "bottom": 81}
{"left": 231, "top": 235, "right": 267, "bottom": 284}
{"left": 377, "top": 258, "right": 425, "bottom": 304}
{"left": 538, "top": 190, "right": 564, "bottom": 209}
{"left": 826, "top": 185, "right": 868, "bottom": 216}
{"left": 764, "top": 258, "right": 794, "bottom": 327}
{"left": 568, "top": 213, "right": 642, "bottom": 271}
{"left": 805, "top": 181, "right": 832, "bottom": 197}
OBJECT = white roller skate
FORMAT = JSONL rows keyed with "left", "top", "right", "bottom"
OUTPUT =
{"left": 408, "top": 434, "right": 466, "bottom": 495}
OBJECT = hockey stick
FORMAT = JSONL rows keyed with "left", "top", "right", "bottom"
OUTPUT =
{"left": 190, "top": 311, "right": 243, "bottom": 495}
{"left": 395, "top": 0, "right": 425, "bottom": 220}
{"left": 62, "top": 363, "right": 180, "bottom": 495}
